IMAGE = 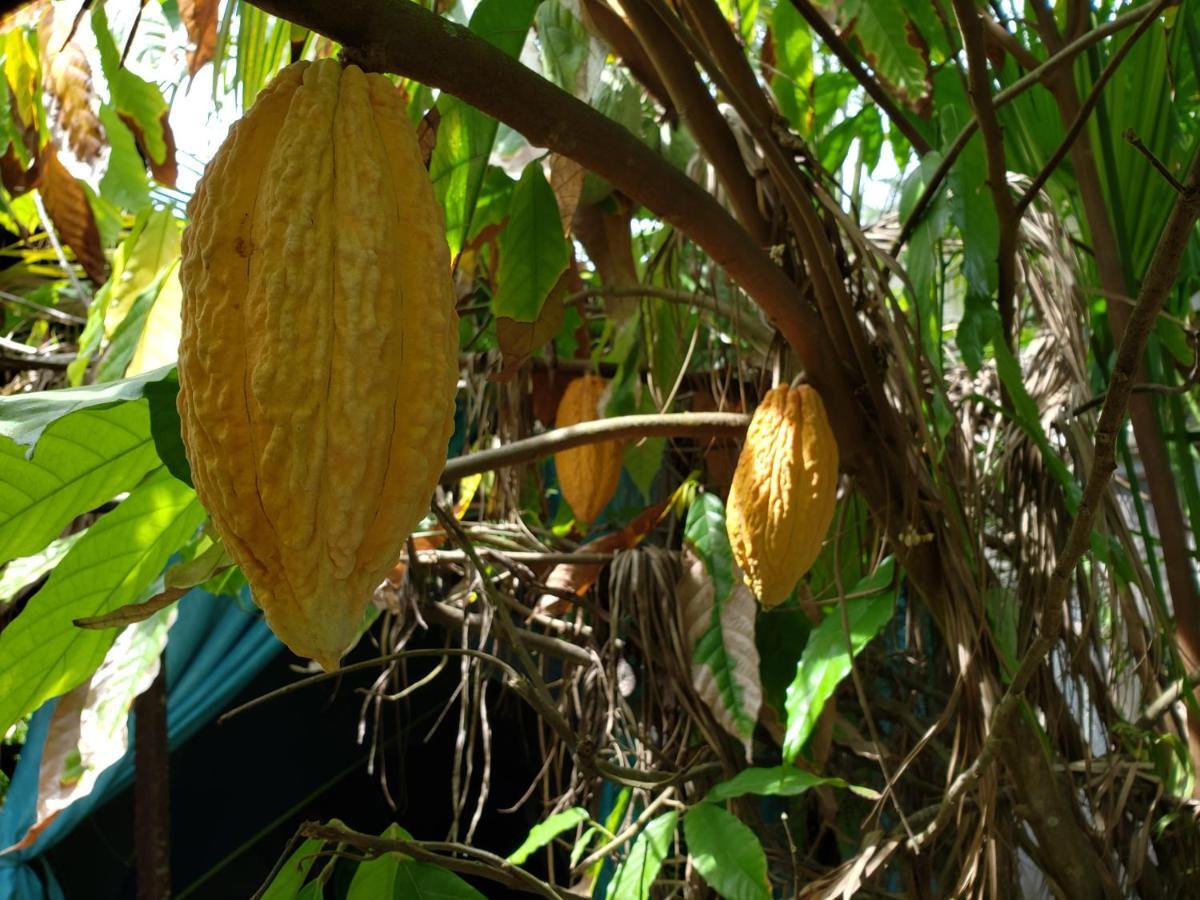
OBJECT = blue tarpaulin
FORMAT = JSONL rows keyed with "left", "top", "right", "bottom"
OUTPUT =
{"left": 0, "top": 586, "right": 281, "bottom": 899}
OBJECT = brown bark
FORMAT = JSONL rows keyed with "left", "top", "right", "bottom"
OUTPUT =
{"left": 134, "top": 667, "right": 171, "bottom": 900}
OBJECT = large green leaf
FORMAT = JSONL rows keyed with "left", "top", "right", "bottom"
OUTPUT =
{"left": 0, "top": 400, "right": 162, "bottom": 565}
{"left": 261, "top": 837, "right": 327, "bottom": 900}
{"left": 843, "top": 0, "right": 929, "bottom": 108}
{"left": 606, "top": 811, "right": 677, "bottom": 900}
{"left": 772, "top": 0, "right": 813, "bottom": 130}
{"left": 346, "top": 823, "right": 486, "bottom": 899}
{"left": 704, "top": 766, "right": 844, "bottom": 803}
{"left": 683, "top": 803, "right": 770, "bottom": 900}
{"left": 782, "top": 559, "right": 895, "bottom": 762}
{"left": 97, "top": 105, "right": 151, "bottom": 212}
{"left": 0, "top": 368, "right": 172, "bottom": 449}
{"left": 682, "top": 494, "right": 762, "bottom": 757}
{"left": 492, "top": 162, "right": 570, "bottom": 323}
{"left": 394, "top": 862, "right": 486, "bottom": 899}
{"left": 507, "top": 807, "right": 589, "bottom": 865}
{"left": 430, "top": 0, "right": 540, "bottom": 257}
{"left": 347, "top": 823, "right": 412, "bottom": 898}
{"left": 91, "top": 5, "right": 170, "bottom": 165}
{"left": 0, "top": 467, "right": 205, "bottom": 737}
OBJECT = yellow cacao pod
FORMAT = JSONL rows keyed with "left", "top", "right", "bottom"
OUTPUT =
{"left": 726, "top": 384, "right": 839, "bottom": 608}
{"left": 177, "top": 60, "right": 459, "bottom": 670}
{"left": 553, "top": 375, "right": 622, "bottom": 524}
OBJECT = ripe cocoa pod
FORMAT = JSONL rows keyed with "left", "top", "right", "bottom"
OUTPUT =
{"left": 553, "top": 375, "right": 622, "bottom": 524}
{"left": 177, "top": 60, "right": 459, "bottom": 670}
{"left": 726, "top": 384, "right": 839, "bottom": 608}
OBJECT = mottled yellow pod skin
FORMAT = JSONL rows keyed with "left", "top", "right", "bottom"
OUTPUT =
{"left": 726, "top": 384, "right": 839, "bottom": 608}
{"left": 553, "top": 375, "right": 622, "bottom": 525}
{"left": 177, "top": 60, "right": 459, "bottom": 670}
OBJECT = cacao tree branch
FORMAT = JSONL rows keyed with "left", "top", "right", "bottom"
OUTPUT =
{"left": 245, "top": 0, "right": 831, "bottom": 379}
{"left": 621, "top": 0, "right": 770, "bottom": 243}
{"left": 440, "top": 412, "right": 750, "bottom": 482}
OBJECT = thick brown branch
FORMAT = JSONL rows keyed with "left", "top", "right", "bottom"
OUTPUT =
{"left": 621, "top": 0, "right": 770, "bottom": 244}
{"left": 245, "top": 0, "right": 861, "bottom": 444}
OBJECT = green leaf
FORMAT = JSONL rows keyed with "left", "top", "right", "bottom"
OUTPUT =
{"left": 0, "top": 532, "right": 83, "bottom": 607}
{"left": 92, "top": 4, "right": 170, "bottom": 165}
{"left": 507, "top": 807, "right": 589, "bottom": 865}
{"left": 782, "top": 559, "right": 895, "bottom": 762}
{"left": 704, "top": 766, "right": 845, "bottom": 804}
{"left": 73, "top": 207, "right": 183, "bottom": 384}
{"left": 536, "top": 0, "right": 594, "bottom": 95}
{"left": 682, "top": 495, "right": 762, "bottom": 755}
{"left": 606, "top": 811, "right": 677, "bottom": 900}
{"left": 347, "top": 823, "right": 412, "bottom": 899}
{"left": 0, "top": 399, "right": 162, "bottom": 565}
{"left": 145, "top": 371, "right": 192, "bottom": 487}
{"left": 261, "top": 838, "right": 326, "bottom": 900}
{"left": 956, "top": 292, "right": 998, "bottom": 376}
{"left": 430, "top": 0, "right": 540, "bottom": 257}
{"left": 683, "top": 804, "right": 770, "bottom": 900}
{"left": 684, "top": 492, "right": 737, "bottom": 600}
{"left": 938, "top": 68, "right": 997, "bottom": 304}
{"left": 988, "top": 319, "right": 1078, "bottom": 507}
{"left": 96, "top": 267, "right": 173, "bottom": 382}
{"left": 97, "top": 106, "right": 151, "bottom": 212}
{"left": 0, "top": 368, "right": 172, "bottom": 450}
{"left": 492, "top": 163, "right": 570, "bottom": 322}
{"left": 0, "top": 467, "right": 205, "bottom": 737}
{"left": 395, "top": 861, "right": 486, "bottom": 899}
{"left": 772, "top": 0, "right": 812, "bottom": 129}
{"left": 844, "top": 0, "right": 929, "bottom": 107}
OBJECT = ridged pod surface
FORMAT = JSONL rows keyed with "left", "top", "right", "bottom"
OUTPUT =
{"left": 177, "top": 60, "right": 459, "bottom": 670}
{"left": 553, "top": 375, "right": 622, "bottom": 524}
{"left": 726, "top": 384, "right": 839, "bottom": 608}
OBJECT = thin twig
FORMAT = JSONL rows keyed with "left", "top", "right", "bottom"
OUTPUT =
{"left": 1123, "top": 128, "right": 1188, "bottom": 195}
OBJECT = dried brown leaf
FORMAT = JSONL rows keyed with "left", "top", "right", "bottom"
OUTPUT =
{"left": 37, "top": 143, "right": 107, "bottom": 282}
{"left": 549, "top": 153, "right": 585, "bottom": 236}
{"left": 538, "top": 499, "right": 668, "bottom": 610}
{"left": 678, "top": 547, "right": 762, "bottom": 760}
{"left": 179, "top": 0, "right": 219, "bottom": 75}
{"left": 39, "top": 8, "right": 104, "bottom": 163}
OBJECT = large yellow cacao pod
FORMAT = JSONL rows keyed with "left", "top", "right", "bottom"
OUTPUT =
{"left": 177, "top": 60, "right": 459, "bottom": 670}
{"left": 726, "top": 384, "right": 838, "bottom": 608}
{"left": 554, "top": 375, "right": 622, "bottom": 524}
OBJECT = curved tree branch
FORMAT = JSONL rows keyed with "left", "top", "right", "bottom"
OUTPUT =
{"left": 245, "top": 0, "right": 830, "bottom": 377}
{"left": 440, "top": 411, "right": 750, "bottom": 482}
